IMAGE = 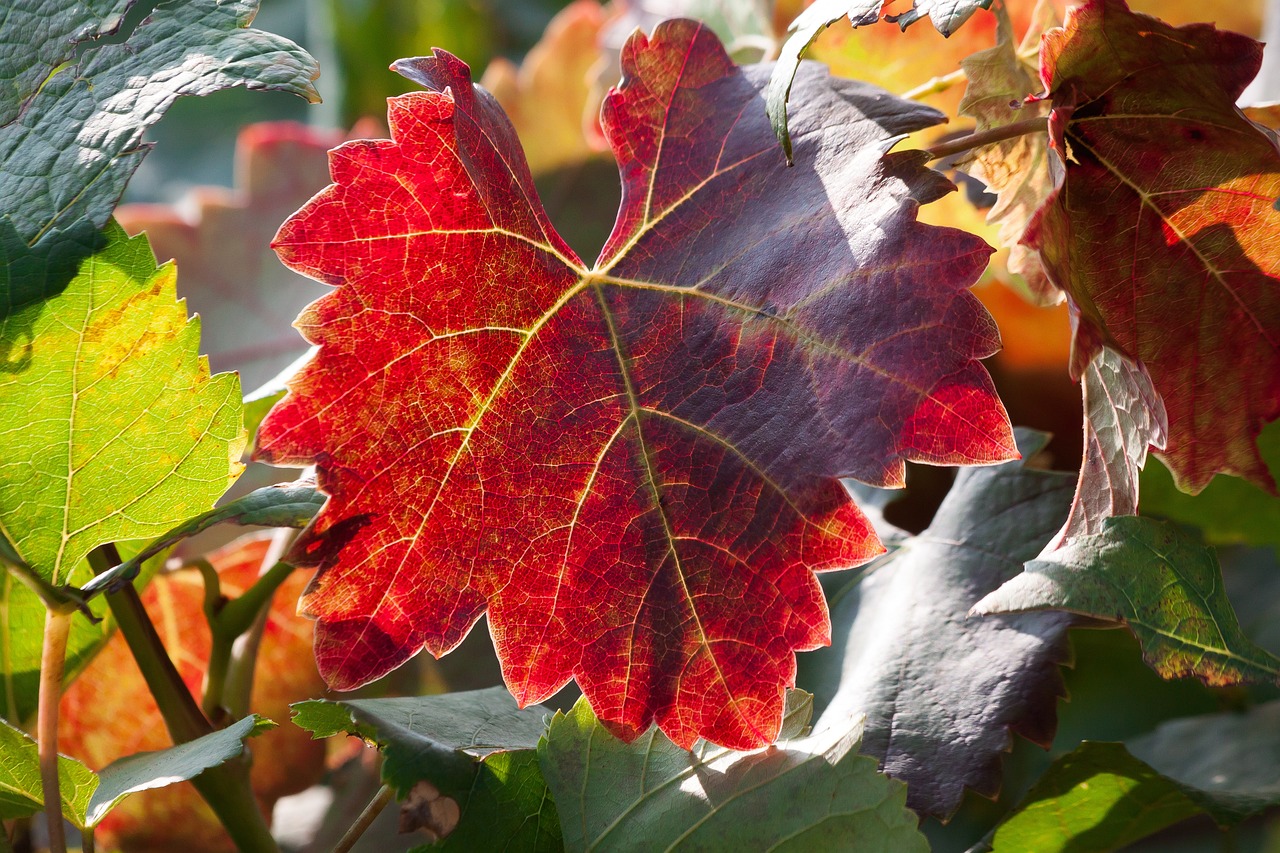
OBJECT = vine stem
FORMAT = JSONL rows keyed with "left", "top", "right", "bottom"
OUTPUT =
{"left": 38, "top": 608, "right": 72, "bottom": 853}
{"left": 87, "top": 544, "right": 280, "bottom": 853}
{"left": 924, "top": 116, "right": 1048, "bottom": 162}
{"left": 333, "top": 784, "right": 394, "bottom": 853}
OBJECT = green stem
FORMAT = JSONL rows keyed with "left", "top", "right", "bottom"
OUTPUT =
{"left": 924, "top": 116, "right": 1048, "bottom": 162}
{"left": 87, "top": 545, "right": 280, "bottom": 853}
{"left": 333, "top": 784, "right": 394, "bottom": 853}
{"left": 901, "top": 67, "right": 967, "bottom": 101}
{"left": 200, "top": 561, "right": 291, "bottom": 721}
{"left": 37, "top": 609, "right": 71, "bottom": 853}
{"left": 223, "top": 529, "right": 295, "bottom": 719}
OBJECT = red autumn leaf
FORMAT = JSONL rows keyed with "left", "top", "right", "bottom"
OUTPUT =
{"left": 1026, "top": 0, "right": 1280, "bottom": 495}
{"left": 257, "top": 19, "right": 1015, "bottom": 749}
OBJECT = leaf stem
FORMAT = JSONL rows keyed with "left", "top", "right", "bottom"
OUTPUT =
{"left": 37, "top": 609, "right": 71, "bottom": 853}
{"left": 901, "top": 68, "right": 967, "bottom": 101}
{"left": 333, "top": 784, "right": 394, "bottom": 853}
{"left": 924, "top": 116, "right": 1048, "bottom": 162}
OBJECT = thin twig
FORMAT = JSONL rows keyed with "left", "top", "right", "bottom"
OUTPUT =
{"left": 37, "top": 609, "right": 72, "bottom": 853}
{"left": 924, "top": 116, "right": 1048, "bottom": 162}
{"left": 901, "top": 68, "right": 967, "bottom": 101}
{"left": 333, "top": 785, "right": 395, "bottom": 853}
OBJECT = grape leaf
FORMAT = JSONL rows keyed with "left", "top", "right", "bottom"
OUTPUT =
{"left": 0, "top": 0, "right": 318, "bottom": 316}
{"left": 766, "top": 0, "right": 993, "bottom": 161}
{"left": 1048, "top": 347, "right": 1166, "bottom": 549}
{"left": 538, "top": 694, "right": 927, "bottom": 853}
{"left": 0, "top": 717, "right": 95, "bottom": 825}
{"left": 808, "top": 430, "right": 1075, "bottom": 818}
{"left": 256, "top": 19, "right": 1015, "bottom": 749}
{"left": 974, "top": 516, "right": 1280, "bottom": 687}
{"left": 0, "top": 221, "right": 244, "bottom": 583}
{"left": 292, "top": 688, "right": 560, "bottom": 852}
{"left": 990, "top": 702, "right": 1280, "bottom": 850}
{"left": 956, "top": 0, "right": 1056, "bottom": 303}
{"left": 0, "top": 222, "right": 242, "bottom": 721}
{"left": 1025, "top": 0, "right": 1280, "bottom": 494}
{"left": 116, "top": 122, "right": 345, "bottom": 391}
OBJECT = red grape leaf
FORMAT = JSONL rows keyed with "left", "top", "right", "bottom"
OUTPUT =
{"left": 1026, "top": 0, "right": 1280, "bottom": 494}
{"left": 256, "top": 19, "right": 1015, "bottom": 749}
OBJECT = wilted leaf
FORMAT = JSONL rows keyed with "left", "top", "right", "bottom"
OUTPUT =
{"left": 975, "top": 516, "right": 1280, "bottom": 687}
{"left": 991, "top": 702, "right": 1280, "bottom": 850}
{"left": 293, "top": 688, "right": 560, "bottom": 852}
{"left": 0, "top": 0, "right": 318, "bottom": 315}
{"left": 1025, "top": 0, "right": 1280, "bottom": 494}
{"left": 116, "top": 122, "right": 351, "bottom": 391}
{"left": 809, "top": 430, "right": 1075, "bottom": 818}
{"left": 256, "top": 20, "right": 1015, "bottom": 749}
{"left": 1048, "top": 347, "right": 1166, "bottom": 549}
{"left": 539, "top": 695, "right": 927, "bottom": 852}
{"left": 956, "top": 0, "right": 1056, "bottom": 301}
{"left": 60, "top": 534, "right": 325, "bottom": 851}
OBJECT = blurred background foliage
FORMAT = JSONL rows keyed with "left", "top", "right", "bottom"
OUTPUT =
{"left": 98, "top": 1, "right": 1280, "bottom": 850}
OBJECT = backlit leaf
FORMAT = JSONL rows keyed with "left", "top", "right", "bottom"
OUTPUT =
{"left": 0, "top": 222, "right": 243, "bottom": 721}
{"left": 256, "top": 20, "right": 1015, "bottom": 749}
{"left": 0, "top": 717, "right": 95, "bottom": 827}
{"left": 809, "top": 430, "right": 1075, "bottom": 818}
{"left": 1025, "top": 0, "right": 1280, "bottom": 494}
{"left": 991, "top": 702, "right": 1280, "bottom": 850}
{"left": 538, "top": 696, "right": 927, "bottom": 853}
{"left": 0, "top": 0, "right": 318, "bottom": 315}
{"left": 974, "top": 516, "right": 1280, "bottom": 687}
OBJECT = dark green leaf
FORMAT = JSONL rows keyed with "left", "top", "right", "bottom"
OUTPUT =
{"left": 809, "top": 430, "right": 1075, "bottom": 818}
{"left": 975, "top": 516, "right": 1280, "bottom": 686}
{"left": 292, "top": 688, "right": 559, "bottom": 851}
{"left": 538, "top": 695, "right": 926, "bottom": 853}
{"left": 87, "top": 714, "right": 273, "bottom": 826}
{"left": 0, "top": 0, "right": 318, "bottom": 315}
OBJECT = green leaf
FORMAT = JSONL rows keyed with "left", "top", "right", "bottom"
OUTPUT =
{"left": 538, "top": 696, "right": 927, "bottom": 853}
{"left": 766, "top": 0, "right": 992, "bottom": 161}
{"left": 0, "top": 717, "right": 95, "bottom": 828}
{"left": 292, "top": 688, "right": 560, "bottom": 851}
{"left": 0, "top": 713, "right": 270, "bottom": 830}
{"left": 1140, "top": 418, "right": 1280, "bottom": 552}
{"left": 974, "top": 516, "right": 1280, "bottom": 686}
{"left": 0, "top": 0, "right": 318, "bottom": 314}
{"left": 991, "top": 701, "right": 1280, "bottom": 850}
{"left": 81, "top": 479, "right": 323, "bottom": 597}
{"left": 809, "top": 429, "right": 1075, "bottom": 818}
{"left": 86, "top": 714, "right": 273, "bottom": 827}
{"left": 0, "top": 222, "right": 244, "bottom": 720}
